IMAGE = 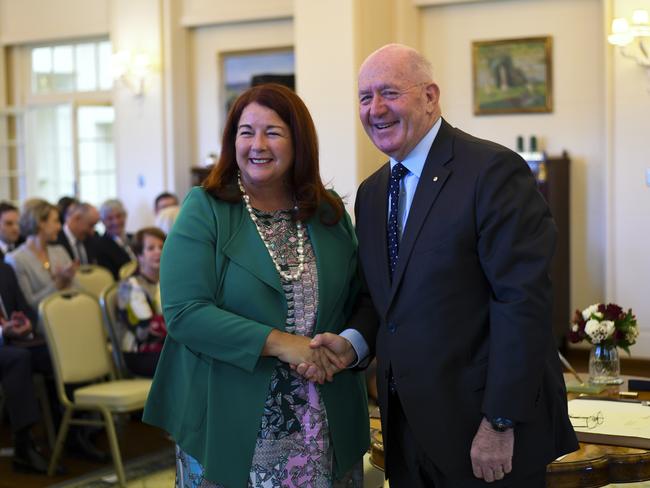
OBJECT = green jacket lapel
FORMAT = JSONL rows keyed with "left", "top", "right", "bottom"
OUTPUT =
{"left": 222, "top": 208, "right": 284, "bottom": 294}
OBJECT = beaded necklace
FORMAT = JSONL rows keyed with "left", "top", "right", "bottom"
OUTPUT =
{"left": 237, "top": 172, "right": 305, "bottom": 281}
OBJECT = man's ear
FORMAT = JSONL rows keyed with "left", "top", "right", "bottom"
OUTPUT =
{"left": 424, "top": 82, "right": 440, "bottom": 114}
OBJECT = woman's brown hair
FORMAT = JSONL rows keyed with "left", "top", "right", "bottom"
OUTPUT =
{"left": 132, "top": 226, "right": 166, "bottom": 257}
{"left": 19, "top": 199, "right": 58, "bottom": 237}
{"left": 202, "top": 83, "right": 343, "bottom": 225}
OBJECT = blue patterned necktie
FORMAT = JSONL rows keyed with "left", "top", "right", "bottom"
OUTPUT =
{"left": 387, "top": 162, "right": 409, "bottom": 279}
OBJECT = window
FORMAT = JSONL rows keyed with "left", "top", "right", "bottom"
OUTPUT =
{"left": 31, "top": 41, "right": 112, "bottom": 94}
{"left": 2, "top": 39, "right": 115, "bottom": 206}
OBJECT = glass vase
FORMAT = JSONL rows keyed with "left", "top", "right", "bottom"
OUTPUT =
{"left": 588, "top": 343, "right": 623, "bottom": 385}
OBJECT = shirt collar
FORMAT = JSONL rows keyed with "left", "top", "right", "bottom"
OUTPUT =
{"left": 112, "top": 233, "right": 127, "bottom": 245}
{"left": 0, "top": 240, "right": 9, "bottom": 255}
{"left": 63, "top": 224, "right": 78, "bottom": 247}
{"left": 389, "top": 117, "right": 442, "bottom": 178}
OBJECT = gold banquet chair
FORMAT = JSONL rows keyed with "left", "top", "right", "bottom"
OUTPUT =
{"left": 75, "top": 264, "right": 115, "bottom": 299}
{"left": 118, "top": 261, "right": 138, "bottom": 281}
{"left": 99, "top": 282, "right": 130, "bottom": 379}
{"left": 39, "top": 290, "right": 151, "bottom": 487}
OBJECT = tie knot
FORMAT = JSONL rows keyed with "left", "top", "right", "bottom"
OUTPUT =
{"left": 391, "top": 162, "right": 409, "bottom": 181}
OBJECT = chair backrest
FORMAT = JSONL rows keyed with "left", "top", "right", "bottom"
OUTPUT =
{"left": 76, "top": 264, "right": 115, "bottom": 299}
{"left": 40, "top": 291, "right": 114, "bottom": 388}
{"left": 118, "top": 261, "right": 138, "bottom": 281}
{"left": 99, "top": 282, "right": 130, "bottom": 378}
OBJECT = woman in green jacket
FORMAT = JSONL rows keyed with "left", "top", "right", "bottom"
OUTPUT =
{"left": 143, "top": 83, "right": 371, "bottom": 487}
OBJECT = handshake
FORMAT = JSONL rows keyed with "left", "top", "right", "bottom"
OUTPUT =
{"left": 267, "top": 331, "right": 358, "bottom": 385}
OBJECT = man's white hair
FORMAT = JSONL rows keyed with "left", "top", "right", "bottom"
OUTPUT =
{"left": 363, "top": 43, "right": 434, "bottom": 83}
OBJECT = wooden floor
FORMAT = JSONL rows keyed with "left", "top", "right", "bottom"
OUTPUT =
{"left": 0, "top": 414, "right": 172, "bottom": 488}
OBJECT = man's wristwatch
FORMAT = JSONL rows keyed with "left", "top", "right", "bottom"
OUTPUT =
{"left": 488, "top": 416, "right": 514, "bottom": 432}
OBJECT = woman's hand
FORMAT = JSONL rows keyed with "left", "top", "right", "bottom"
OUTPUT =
{"left": 263, "top": 330, "right": 338, "bottom": 384}
{"left": 295, "top": 333, "right": 357, "bottom": 382}
{"left": 53, "top": 261, "right": 78, "bottom": 289}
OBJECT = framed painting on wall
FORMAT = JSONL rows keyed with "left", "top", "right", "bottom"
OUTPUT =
{"left": 221, "top": 48, "right": 295, "bottom": 120}
{"left": 472, "top": 36, "right": 553, "bottom": 115}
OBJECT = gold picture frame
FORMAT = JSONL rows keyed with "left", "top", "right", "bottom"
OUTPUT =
{"left": 472, "top": 36, "right": 553, "bottom": 115}
{"left": 220, "top": 48, "right": 295, "bottom": 121}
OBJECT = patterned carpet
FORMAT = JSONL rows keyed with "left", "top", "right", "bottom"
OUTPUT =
{"left": 47, "top": 449, "right": 175, "bottom": 487}
{"left": 44, "top": 449, "right": 394, "bottom": 487}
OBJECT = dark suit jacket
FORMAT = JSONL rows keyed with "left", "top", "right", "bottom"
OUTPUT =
{"left": 0, "top": 261, "right": 36, "bottom": 324}
{"left": 55, "top": 229, "right": 98, "bottom": 265}
{"left": 95, "top": 232, "right": 134, "bottom": 280}
{"left": 354, "top": 119, "right": 577, "bottom": 483}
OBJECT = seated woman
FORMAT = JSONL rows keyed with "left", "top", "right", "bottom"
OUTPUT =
{"left": 6, "top": 199, "right": 78, "bottom": 317}
{"left": 116, "top": 227, "right": 166, "bottom": 378}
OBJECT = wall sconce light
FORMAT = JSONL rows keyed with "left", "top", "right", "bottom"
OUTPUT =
{"left": 111, "top": 50, "right": 153, "bottom": 97}
{"left": 608, "top": 9, "right": 650, "bottom": 77}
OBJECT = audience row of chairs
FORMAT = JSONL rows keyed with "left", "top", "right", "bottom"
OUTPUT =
{"left": 36, "top": 264, "right": 152, "bottom": 486}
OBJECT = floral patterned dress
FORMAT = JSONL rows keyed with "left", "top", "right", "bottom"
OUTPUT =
{"left": 176, "top": 208, "right": 362, "bottom": 488}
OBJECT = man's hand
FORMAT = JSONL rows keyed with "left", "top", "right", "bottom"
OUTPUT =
{"left": 295, "top": 333, "right": 357, "bottom": 382}
{"left": 263, "top": 330, "right": 335, "bottom": 384}
{"left": 470, "top": 417, "right": 514, "bottom": 482}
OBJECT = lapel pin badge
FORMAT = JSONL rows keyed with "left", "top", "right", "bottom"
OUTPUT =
{"left": 433, "top": 176, "right": 438, "bottom": 182}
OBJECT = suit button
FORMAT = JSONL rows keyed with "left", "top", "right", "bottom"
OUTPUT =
{"left": 387, "top": 322, "right": 397, "bottom": 333}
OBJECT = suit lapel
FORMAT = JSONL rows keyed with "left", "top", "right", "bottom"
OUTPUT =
{"left": 308, "top": 217, "right": 352, "bottom": 335}
{"left": 389, "top": 120, "right": 454, "bottom": 300}
{"left": 222, "top": 210, "right": 284, "bottom": 294}
{"left": 368, "top": 164, "right": 392, "bottom": 301}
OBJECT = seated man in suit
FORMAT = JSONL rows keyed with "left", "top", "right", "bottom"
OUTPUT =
{"left": 153, "top": 191, "right": 178, "bottom": 216}
{"left": 56, "top": 202, "right": 100, "bottom": 265}
{"left": 96, "top": 199, "right": 135, "bottom": 280}
{"left": 0, "top": 261, "right": 53, "bottom": 473}
{"left": 0, "top": 201, "right": 21, "bottom": 261}
{"left": 56, "top": 196, "right": 78, "bottom": 225}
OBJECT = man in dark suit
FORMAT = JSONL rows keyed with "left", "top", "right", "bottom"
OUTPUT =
{"left": 0, "top": 261, "right": 52, "bottom": 473}
{"left": 0, "top": 201, "right": 20, "bottom": 261}
{"left": 56, "top": 202, "right": 100, "bottom": 264}
{"left": 95, "top": 199, "right": 135, "bottom": 279}
{"left": 303, "top": 44, "right": 577, "bottom": 487}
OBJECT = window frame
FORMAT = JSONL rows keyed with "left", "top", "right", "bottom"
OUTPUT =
{"left": 6, "top": 38, "right": 115, "bottom": 204}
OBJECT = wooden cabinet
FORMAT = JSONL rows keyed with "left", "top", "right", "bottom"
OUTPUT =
{"left": 190, "top": 165, "right": 213, "bottom": 187}
{"left": 526, "top": 152, "right": 571, "bottom": 348}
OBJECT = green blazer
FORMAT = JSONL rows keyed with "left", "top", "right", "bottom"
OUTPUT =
{"left": 143, "top": 187, "right": 369, "bottom": 488}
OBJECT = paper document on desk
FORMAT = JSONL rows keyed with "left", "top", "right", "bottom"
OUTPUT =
{"left": 568, "top": 399, "right": 650, "bottom": 449}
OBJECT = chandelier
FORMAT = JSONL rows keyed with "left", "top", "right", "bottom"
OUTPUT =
{"left": 608, "top": 9, "right": 650, "bottom": 75}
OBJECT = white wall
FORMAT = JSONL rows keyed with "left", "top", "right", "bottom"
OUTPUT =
{"left": 0, "top": 0, "right": 108, "bottom": 45}
{"left": 610, "top": 0, "right": 650, "bottom": 355}
{"left": 421, "top": 0, "right": 607, "bottom": 335}
{"left": 190, "top": 19, "right": 294, "bottom": 167}
{"left": 294, "top": 0, "right": 360, "bottom": 205}
{"left": 162, "top": 0, "right": 192, "bottom": 201}
{"left": 181, "top": 0, "right": 292, "bottom": 27}
{"left": 111, "top": 0, "right": 166, "bottom": 231}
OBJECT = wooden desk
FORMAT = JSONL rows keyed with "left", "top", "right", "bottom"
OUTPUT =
{"left": 368, "top": 377, "right": 650, "bottom": 487}
{"left": 548, "top": 377, "right": 650, "bottom": 487}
